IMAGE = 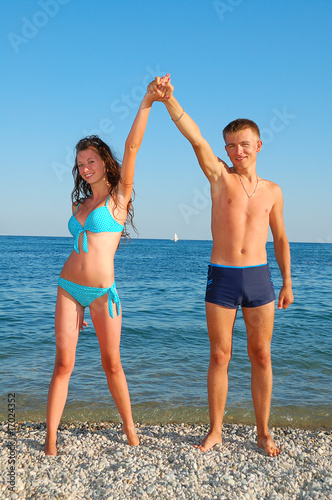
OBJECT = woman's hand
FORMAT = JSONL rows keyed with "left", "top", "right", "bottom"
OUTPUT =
{"left": 80, "top": 318, "right": 88, "bottom": 331}
{"left": 147, "top": 74, "right": 173, "bottom": 101}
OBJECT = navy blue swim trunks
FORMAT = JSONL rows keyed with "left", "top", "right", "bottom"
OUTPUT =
{"left": 205, "top": 263, "right": 275, "bottom": 309}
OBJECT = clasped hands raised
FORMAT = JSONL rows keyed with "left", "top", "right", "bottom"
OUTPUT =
{"left": 147, "top": 73, "right": 173, "bottom": 101}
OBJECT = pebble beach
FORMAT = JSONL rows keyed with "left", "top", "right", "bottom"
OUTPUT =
{"left": 1, "top": 421, "right": 331, "bottom": 499}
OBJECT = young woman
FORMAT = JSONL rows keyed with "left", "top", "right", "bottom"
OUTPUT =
{"left": 44, "top": 82, "right": 169, "bottom": 455}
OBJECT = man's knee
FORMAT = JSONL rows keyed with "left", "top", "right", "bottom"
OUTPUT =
{"left": 248, "top": 347, "right": 271, "bottom": 368}
{"left": 210, "top": 348, "right": 232, "bottom": 367}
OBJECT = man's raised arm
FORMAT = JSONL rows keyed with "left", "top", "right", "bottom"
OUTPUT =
{"left": 148, "top": 76, "right": 224, "bottom": 181}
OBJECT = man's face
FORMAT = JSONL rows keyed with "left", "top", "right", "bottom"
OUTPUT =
{"left": 224, "top": 128, "right": 262, "bottom": 170}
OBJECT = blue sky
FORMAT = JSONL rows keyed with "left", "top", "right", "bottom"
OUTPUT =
{"left": 1, "top": 0, "right": 331, "bottom": 242}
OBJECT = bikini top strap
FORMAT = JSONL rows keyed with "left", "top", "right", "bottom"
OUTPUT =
{"left": 73, "top": 202, "right": 80, "bottom": 215}
{"left": 105, "top": 195, "right": 110, "bottom": 206}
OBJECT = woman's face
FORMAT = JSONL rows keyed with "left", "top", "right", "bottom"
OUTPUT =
{"left": 76, "top": 148, "right": 106, "bottom": 185}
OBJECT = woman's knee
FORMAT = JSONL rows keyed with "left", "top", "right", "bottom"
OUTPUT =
{"left": 101, "top": 354, "right": 122, "bottom": 377}
{"left": 54, "top": 352, "right": 75, "bottom": 376}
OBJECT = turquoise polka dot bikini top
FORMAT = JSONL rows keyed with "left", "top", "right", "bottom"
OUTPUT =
{"left": 68, "top": 195, "right": 124, "bottom": 253}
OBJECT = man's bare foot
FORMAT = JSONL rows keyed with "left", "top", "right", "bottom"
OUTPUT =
{"left": 44, "top": 435, "right": 57, "bottom": 456}
{"left": 122, "top": 424, "right": 139, "bottom": 446}
{"left": 194, "top": 430, "right": 222, "bottom": 452}
{"left": 257, "top": 434, "right": 280, "bottom": 457}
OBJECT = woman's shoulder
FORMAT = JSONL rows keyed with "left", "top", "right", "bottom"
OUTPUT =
{"left": 71, "top": 202, "right": 78, "bottom": 215}
{"left": 71, "top": 197, "right": 86, "bottom": 214}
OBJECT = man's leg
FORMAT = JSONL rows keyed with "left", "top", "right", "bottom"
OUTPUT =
{"left": 195, "top": 302, "right": 237, "bottom": 452}
{"left": 242, "top": 301, "right": 280, "bottom": 456}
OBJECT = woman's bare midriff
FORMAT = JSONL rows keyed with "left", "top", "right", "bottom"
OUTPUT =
{"left": 60, "top": 232, "right": 121, "bottom": 286}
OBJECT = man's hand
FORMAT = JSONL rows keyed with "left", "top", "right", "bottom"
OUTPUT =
{"left": 147, "top": 74, "right": 173, "bottom": 101}
{"left": 278, "top": 285, "right": 294, "bottom": 309}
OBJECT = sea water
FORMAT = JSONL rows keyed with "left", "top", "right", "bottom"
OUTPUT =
{"left": 0, "top": 236, "right": 331, "bottom": 428}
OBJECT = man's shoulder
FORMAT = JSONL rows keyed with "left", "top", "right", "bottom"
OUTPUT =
{"left": 260, "top": 179, "right": 283, "bottom": 206}
{"left": 260, "top": 178, "right": 282, "bottom": 191}
{"left": 213, "top": 157, "right": 235, "bottom": 178}
{"left": 207, "top": 157, "right": 231, "bottom": 185}
{"left": 216, "top": 157, "right": 229, "bottom": 169}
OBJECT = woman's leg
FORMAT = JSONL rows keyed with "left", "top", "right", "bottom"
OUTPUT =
{"left": 44, "top": 287, "right": 84, "bottom": 455}
{"left": 90, "top": 295, "right": 139, "bottom": 446}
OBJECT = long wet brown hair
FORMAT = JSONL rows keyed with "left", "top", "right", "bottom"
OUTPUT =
{"left": 71, "top": 135, "right": 135, "bottom": 239}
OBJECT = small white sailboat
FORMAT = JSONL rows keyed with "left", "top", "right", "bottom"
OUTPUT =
{"left": 174, "top": 233, "right": 179, "bottom": 242}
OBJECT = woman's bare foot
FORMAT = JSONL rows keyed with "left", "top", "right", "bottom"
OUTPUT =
{"left": 193, "top": 430, "right": 222, "bottom": 452}
{"left": 44, "top": 434, "right": 57, "bottom": 456}
{"left": 122, "top": 423, "right": 139, "bottom": 446}
{"left": 257, "top": 433, "right": 280, "bottom": 456}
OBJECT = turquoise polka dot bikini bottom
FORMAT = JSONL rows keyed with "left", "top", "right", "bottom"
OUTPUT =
{"left": 58, "top": 277, "right": 120, "bottom": 318}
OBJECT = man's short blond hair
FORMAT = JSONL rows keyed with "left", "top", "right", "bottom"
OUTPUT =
{"left": 223, "top": 119, "right": 260, "bottom": 142}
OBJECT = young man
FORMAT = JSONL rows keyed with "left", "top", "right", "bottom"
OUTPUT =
{"left": 149, "top": 76, "right": 293, "bottom": 456}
